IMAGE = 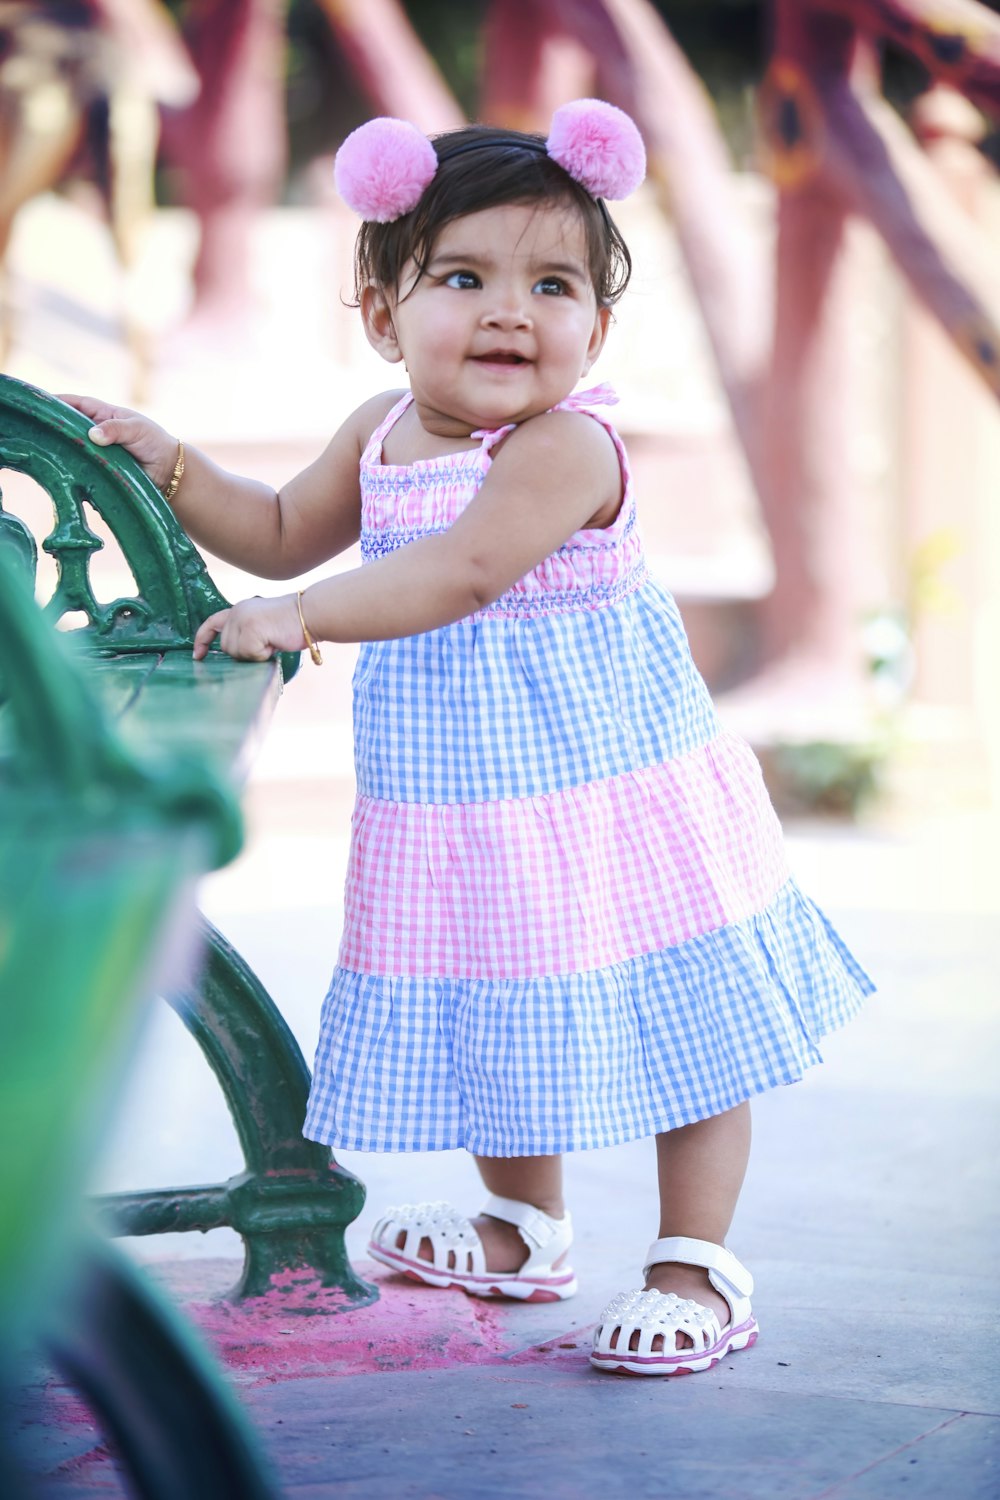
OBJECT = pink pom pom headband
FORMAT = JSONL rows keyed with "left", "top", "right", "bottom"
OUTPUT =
{"left": 334, "top": 99, "right": 645, "bottom": 224}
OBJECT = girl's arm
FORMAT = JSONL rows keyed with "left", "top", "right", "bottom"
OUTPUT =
{"left": 193, "top": 409, "right": 623, "bottom": 659}
{"left": 59, "top": 391, "right": 403, "bottom": 579}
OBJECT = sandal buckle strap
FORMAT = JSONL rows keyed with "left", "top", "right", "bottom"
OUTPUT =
{"left": 642, "top": 1236, "right": 753, "bottom": 1298}
{"left": 481, "top": 1194, "right": 570, "bottom": 1251}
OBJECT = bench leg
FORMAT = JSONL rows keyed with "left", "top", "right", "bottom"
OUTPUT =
{"left": 45, "top": 1233, "right": 280, "bottom": 1499}
{"left": 97, "top": 917, "right": 377, "bottom": 1304}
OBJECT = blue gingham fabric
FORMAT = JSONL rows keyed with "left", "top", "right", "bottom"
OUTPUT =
{"left": 353, "top": 581, "right": 719, "bottom": 804}
{"left": 304, "top": 880, "right": 872, "bottom": 1154}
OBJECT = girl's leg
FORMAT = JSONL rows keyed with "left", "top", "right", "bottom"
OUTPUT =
{"left": 472, "top": 1153, "right": 567, "bottom": 1273}
{"left": 640, "top": 1102, "right": 752, "bottom": 1346}
{"left": 392, "top": 1154, "right": 568, "bottom": 1273}
{"left": 474, "top": 1153, "right": 565, "bottom": 1216}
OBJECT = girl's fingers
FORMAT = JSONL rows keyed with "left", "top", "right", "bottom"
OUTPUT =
{"left": 57, "top": 394, "right": 176, "bottom": 486}
{"left": 193, "top": 609, "right": 273, "bottom": 662}
{"left": 58, "top": 395, "right": 169, "bottom": 459}
{"left": 57, "top": 393, "right": 125, "bottom": 423}
{"left": 85, "top": 415, "right": 178, "bottom": 487}
{"left": 192, "top": 610, "right": 229, "bottom": 660}
{"left": 86, "top": 415, "right": 158, "bottom": 451}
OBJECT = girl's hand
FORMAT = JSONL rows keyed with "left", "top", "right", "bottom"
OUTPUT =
{"left": 193, "top": 593, "right": 305, "bottom": 662}
{"left": 58, "top": 394, "right": 180, "bottom": 494}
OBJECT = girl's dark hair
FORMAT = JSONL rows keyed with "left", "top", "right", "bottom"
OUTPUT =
{"left": 351, "top": 124, "right": 632, "bottom": 307}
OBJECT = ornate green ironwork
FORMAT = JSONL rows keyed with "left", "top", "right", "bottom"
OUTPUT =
{"left": 0, "top": 545, "right": 241, "bottom": 863}
{"left": 0, "top": 374, "right": 228, "bottom": 648}
{"left": 0, "top": 372, "right": 297, "bottom": 678}
{"left": 97, "top": 919, "right": 375, "bottom": 1304}
{"left": 0, "top": 375, "right": 369, "bottom": 1308}
{"left": 0, "top": 556, "right": 280, "bottom": 1492}
{"left": 0, "top": 552, "right": 241, "bottom": 1308}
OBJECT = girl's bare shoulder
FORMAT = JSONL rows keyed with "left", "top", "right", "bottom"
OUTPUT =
{"left": 495, "top": 408, "right": 623, "bottom": 527}
{"left": 500, "top": 406, "right": 620, "bottom": 479}
{"left": 351, "top": 388, "right": 409, "bottom": 449}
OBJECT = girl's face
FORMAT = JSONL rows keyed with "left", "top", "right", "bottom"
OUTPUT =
{"left": 362, "top": 200, "right": 611, "bottom": 438}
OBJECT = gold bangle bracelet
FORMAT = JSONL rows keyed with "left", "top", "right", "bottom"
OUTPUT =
{"left": 296, "top": 589, "right": 323, "bottom": 666}
{"left": 163, "top": 440, "right": 185, "bottom": 503}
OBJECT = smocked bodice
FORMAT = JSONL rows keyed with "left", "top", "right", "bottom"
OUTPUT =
{"left": 358, "top": 383, "right": 648, "bottom": 620}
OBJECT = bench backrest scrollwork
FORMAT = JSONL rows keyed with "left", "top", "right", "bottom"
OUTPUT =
{"left": 0, "top": 373, "right": 228, "bottom": 650}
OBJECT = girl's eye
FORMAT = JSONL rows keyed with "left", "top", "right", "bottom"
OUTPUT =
{"left": 534, "top": 277, "right": 567, "bottom": 296}
{"left": 444, "top": 270, "right": 480, "bottom": 289}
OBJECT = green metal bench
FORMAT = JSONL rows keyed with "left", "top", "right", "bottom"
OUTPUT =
{"left": 0, "top": 549, "right": 280, "bottom": 1497}
{"left": 0, "top": 371, "right": 374, "bottom": 1306}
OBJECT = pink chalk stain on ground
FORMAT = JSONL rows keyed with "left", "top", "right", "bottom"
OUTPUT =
{"left": 27, "top": 1260, "right": 589, "bottom": 1478}
{"left": 27, "top": 1381, "right": 120, "bottom": 1481}
{"left": 180, "top": 1261, "right": 586, "bottom": 1383}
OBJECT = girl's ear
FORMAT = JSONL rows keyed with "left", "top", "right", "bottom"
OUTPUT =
{"left": 361, "top": 285, "right": 404, "bottom": 364}
{"left": 581, "top": 305, "right": 612, "bottom": 375}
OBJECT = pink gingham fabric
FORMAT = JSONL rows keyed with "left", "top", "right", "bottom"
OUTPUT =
{"left": 338, "top": 732, "right": 788, "bottom": 978}
{"left": 303, "top": 388, "right": 873, "bottom": 1154}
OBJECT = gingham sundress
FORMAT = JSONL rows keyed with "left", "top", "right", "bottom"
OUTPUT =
{"left": 303, "top": 384, "right": 873, "bottom": 1155}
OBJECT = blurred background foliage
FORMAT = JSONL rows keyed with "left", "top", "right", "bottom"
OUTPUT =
{"left": 277, "top": 0, "right": 1000, "bottom": 194}
{"left": 150, "top": 1, "right": 1000, "bottom": 199}
{"left": 280, "top": 0, "right": 766, "bottom": 180}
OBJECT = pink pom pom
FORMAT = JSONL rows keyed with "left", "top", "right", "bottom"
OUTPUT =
{"left": 334, "top": 118, "right": 438, "bottom": 223}
{"left": 546, "top": 99, "right": 646, "bottom": 201}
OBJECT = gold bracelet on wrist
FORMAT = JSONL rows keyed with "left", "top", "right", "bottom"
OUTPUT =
{"left": 163, "top": 440, "right": 185, "bottom": 503}
{"left": 296, "top": 589, "right": 323, "bottom": 666}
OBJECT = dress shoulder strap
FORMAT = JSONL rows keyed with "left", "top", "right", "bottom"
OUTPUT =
{"left": 553, "top": 383, "right": 633, "bottom": 524}
{"left": 470, "top": 419, "right": 517, "bottom": 461}
{"left": 360, "top": 392, "right": 413, "bottom": 466}
{"left": 554, "top": 381, "right": 619, "bottom": 416}
{"left": 472, "top": 383, "right": 621, "bottom": 463}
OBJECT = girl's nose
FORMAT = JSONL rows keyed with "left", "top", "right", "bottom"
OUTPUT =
{"left": 482, "top": 296, "right": 531, "bottom": 330}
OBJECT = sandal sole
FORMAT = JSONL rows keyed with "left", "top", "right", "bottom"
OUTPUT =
{"left": 368, "top": 1242, "right": 578, "bottom": 1302}
{"left": 590, "top": 1320, "right": 759, "bottom": 1377}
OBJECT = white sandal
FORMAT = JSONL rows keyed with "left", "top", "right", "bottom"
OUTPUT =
{"left": 590, "top": 1235, "right": 758, "bottom": 1375}
{"left": 367, "top": 1194, "right": 577, "bottom": 1302}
